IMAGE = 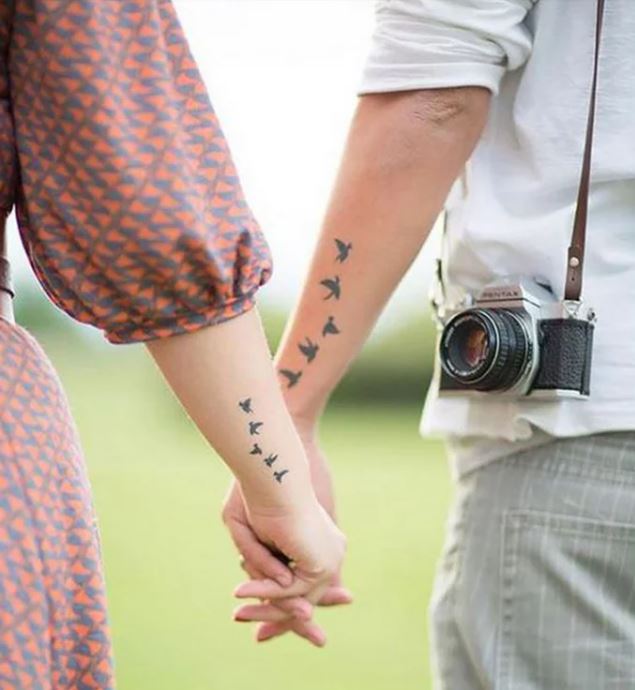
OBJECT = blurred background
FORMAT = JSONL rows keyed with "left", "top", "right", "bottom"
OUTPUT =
{"left": 5, "top": 1, "right": 452, "bottom": 688}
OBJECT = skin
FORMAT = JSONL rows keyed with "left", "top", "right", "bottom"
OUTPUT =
{"left": 228, "top": 87, "right": 491, "bottom": 643}
{"left": 146, "top": 308, "right": 346, "bottom": 612}
{"left": 224, "top": 418, "right": 352, "bottom": 645}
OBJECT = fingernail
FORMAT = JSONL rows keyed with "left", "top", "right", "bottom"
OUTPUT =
{"left": 233, "top": 584, "right": 249, "bottom": 597}
{"left": 311, "top": 632, "right": 326, "bottom": 647}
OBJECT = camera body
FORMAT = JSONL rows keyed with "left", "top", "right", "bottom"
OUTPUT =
{"left": 438, "top": 278, "right": 596, "bottom": 399}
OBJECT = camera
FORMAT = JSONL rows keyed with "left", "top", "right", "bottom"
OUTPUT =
{"left": 437, "top": 278, "right": 596, "bottom": 399}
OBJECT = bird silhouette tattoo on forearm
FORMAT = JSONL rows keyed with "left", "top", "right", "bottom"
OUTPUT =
{"left": 335, "top": 238, "right": 352, "bottom": 263}
{"left": 277, "top": 238, "right": 352, "bottom": 391}
{"left": 239, "top": 399, "right": 290, "bottom": 483}
{"left": 298, "top": 338, "right": 319, "bottom": 363}
{"left": 279, "top": 369, "right": 302, "bottom": 388}
{"left": 320, "top": 275, "right": 341, "bottom": 301}
{"left": 322, "top": 315, "right": 340, "bottom": 337}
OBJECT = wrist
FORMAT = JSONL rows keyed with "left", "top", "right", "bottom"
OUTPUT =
{"left": 289, "top": 412, "right": 320, "bottom": 447}
{"left": 281, "top": 393, "right": 324, "bottom": 438}
{"left": 238, "top": 462, "right": 319, "bottom": 519}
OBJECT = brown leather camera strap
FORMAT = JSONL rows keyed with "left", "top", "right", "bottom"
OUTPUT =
{"left": 0, "top": 222, "right": 11, "bottom": 292}
{"left": 0, "top": 215, "right": 15, "bottom": 324}
{"left": 565, "top": 0, "right": 605, "bottom": 301}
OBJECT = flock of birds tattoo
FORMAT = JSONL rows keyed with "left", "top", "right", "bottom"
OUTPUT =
{"left": 278, "top": 238, "right": 351, "bottom": 390}
{"left": 239, "top": 398, "right": 289, "bottom": 484}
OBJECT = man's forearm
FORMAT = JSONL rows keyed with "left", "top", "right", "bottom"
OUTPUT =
{"left": 275, "top": 88, "right": 490, "bottom": 423}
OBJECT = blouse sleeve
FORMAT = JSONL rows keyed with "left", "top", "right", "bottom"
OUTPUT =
{"left": 0, "top": 4, "right": 16, "bottom": 217}
{"left": 10, "top": 0, "right": 272, "bottom": 344}
{"left": 360, "top": 0, "right": 536, "bottom": 96}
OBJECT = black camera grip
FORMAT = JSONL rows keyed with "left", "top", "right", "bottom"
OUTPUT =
{"left": 533, "top": 320, "right": 594, "bottom": 395}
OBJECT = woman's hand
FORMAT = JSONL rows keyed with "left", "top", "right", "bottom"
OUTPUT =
{"left": 224, "top": 415, "right": 352, "bottom": 645}
{"left": 230, "top": 488, "right": 347, "bottom": 644}
{"left": 223, "top": 469, "right": 351, "bottom": 646}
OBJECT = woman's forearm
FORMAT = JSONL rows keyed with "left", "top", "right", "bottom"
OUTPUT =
{"left": 275, "top": 88, "right": 490, "bottom": 424}
{"left": 146, "top": 308, "right": 316, "bottom": 514}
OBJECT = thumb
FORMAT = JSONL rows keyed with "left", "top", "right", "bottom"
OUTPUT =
{"left": 318, "top": 585, "right": 354, "bottom": 607}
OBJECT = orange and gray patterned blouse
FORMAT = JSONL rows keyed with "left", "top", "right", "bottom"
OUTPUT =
{"left": 1, "top": 0, "right": 272, "bottom": 343}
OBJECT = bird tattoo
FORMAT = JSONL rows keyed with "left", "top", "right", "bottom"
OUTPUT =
{"left": 298, "top": 337, "right": 319, "bottom": 363}
{"left": 250, "top": 443, "right": 262, "bottom": 456}
{"left": 320, "top": 275, "right": 341, "bottom": 301}
{"left": 238, "top": 398, "right": 253, "bottom": 414}
{"left": 249, "top": 421, "right": 264, "bottom": 436}
{"left": 322, "top": 316, "right": 341, "bottom": 337}
{"left": 279, "top": 368, "right": 303, "bottom": 388}
{"left": 274, "top": 470, "right": 290, "bottom": 484}
{"left": 264, "top": 454, "right": 278, "bottom": 468}
{"left": 335, "top": 238, "right": 352, "bottom": 263}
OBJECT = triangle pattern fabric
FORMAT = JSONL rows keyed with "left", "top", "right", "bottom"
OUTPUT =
{"left": 5, "top": 0, "right": 272, "bottom": 345}
{"left": 0, "top": 322, "right": 114, "bottom": 689}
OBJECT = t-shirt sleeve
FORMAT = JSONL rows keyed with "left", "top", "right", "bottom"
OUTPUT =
{"left": 359, "top": 0, "right": 536, "bottom": 96}
{"left": 11, "top": 0, "right": 272, "bottom": 344}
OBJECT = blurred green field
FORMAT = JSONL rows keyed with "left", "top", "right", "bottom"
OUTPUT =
{"left": 46, "top": 342, "right": 452, "bottom": 690}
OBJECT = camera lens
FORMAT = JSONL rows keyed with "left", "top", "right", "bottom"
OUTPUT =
{"left": 440, "top": 309, "right": 531, "bottom": 391}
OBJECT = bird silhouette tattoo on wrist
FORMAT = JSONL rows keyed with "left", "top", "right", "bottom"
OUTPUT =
{"left": 248, "top": 421, "right": 264, "bottom": 436}
{"left": 264, "top": 454, "right": 278, "bottom": 468}
{"left": 239, "top": 399, "right": 290, "bottom": 484}
{"left": 238, "top": 398, "right": 253, "bottom": 414}
{"left": 274, "top": 470, "right": 289, "bottom": 484}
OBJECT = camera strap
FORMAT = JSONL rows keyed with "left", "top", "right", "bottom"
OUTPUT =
{"left": 431, "top": 0, "right": 606, "bottom": 322}
{"left": 565, "top": 0, "right": 605, "bottom": 301}
{"left": 0, "top": 214, "right": 14, "bottom": 324}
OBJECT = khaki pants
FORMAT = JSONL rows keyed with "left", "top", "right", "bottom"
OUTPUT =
{"left": 431, "top": 432, "right": 635, "bottom": 690}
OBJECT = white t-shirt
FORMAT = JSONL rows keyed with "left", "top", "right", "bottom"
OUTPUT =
{"left": 360, "top": 0, "right": 635, "bottom": 476}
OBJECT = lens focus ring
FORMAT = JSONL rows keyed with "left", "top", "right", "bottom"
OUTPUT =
{"left": 477, "top": 310, "right": 529, "bottom": 391}
{"left": 440, "top": 308, "right": 530, "bottom": 392}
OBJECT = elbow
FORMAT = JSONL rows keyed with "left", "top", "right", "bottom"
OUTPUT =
{"left": 406, "top": 87, "right": 490, "bottom": 128}
{"left": 355, "top": 86, "right": 490, "bottom": 174}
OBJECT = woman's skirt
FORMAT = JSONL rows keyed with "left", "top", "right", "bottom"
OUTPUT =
{"left": 0, "top": 319, "right": 114, "bottom": 690}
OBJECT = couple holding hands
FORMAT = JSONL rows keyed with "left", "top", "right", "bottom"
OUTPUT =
{"left": 0, "top": 0, "right": 423, "bottom": 683}
{"left": 4, "top": 1, "right": 633, "bottom": 689}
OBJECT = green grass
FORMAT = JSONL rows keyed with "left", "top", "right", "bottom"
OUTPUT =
{"left": 49, "top": 343, "right": 453, "bottom": 690}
